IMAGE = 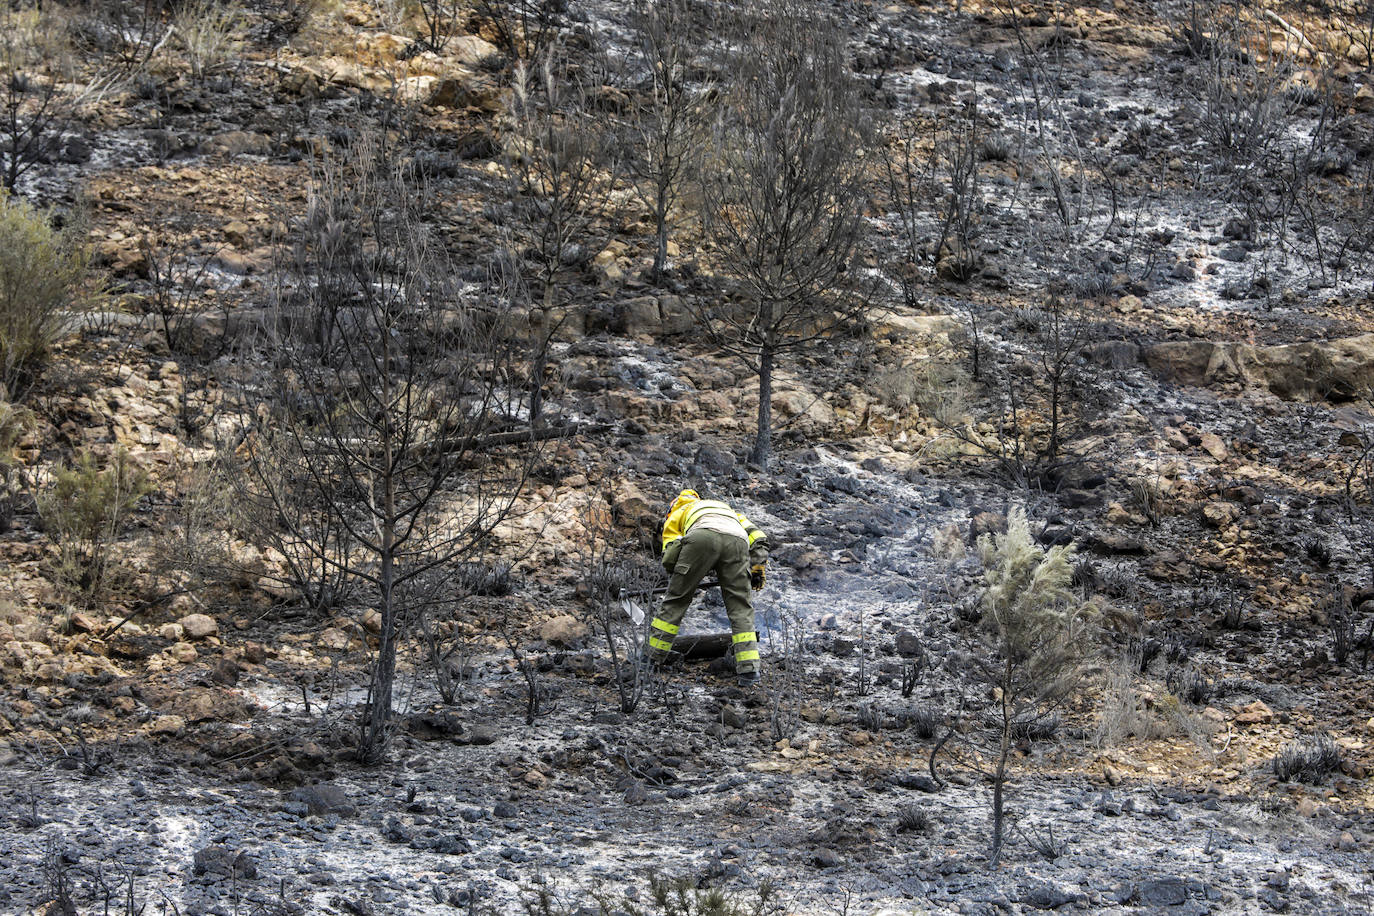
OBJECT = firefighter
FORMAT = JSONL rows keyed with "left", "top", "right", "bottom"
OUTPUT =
{"left": 648, "top": 489, "right": 769, "bottom": 685}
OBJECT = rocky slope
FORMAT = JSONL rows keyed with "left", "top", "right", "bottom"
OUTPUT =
{"left": 2, "top": 0, "right": 1374, "bottom": 913}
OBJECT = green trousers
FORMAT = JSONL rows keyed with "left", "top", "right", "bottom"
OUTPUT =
{"left": 649, "top": 528, "right": 760, "bottom": 674}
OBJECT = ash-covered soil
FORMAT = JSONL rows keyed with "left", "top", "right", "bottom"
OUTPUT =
{"left": 1, "top": 693, "right": 1369, "bottom": 916}
{"left": 4, "top": 0, "right": 1374, "bottom": 913}
{"left": 4, "top": 447, "right": 1374, "bottom": 915}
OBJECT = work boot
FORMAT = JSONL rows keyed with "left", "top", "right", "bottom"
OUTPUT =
{"left": 736, "top": 670, "right": 761, "bottom": 688}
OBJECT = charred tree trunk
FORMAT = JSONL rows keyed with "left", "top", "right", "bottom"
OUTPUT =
{"left": 653, "top": 177, "right": 669, "bottom": 277}
{"left": 360, "top": 536, "right": 397, "bottom": 764}
{"left": 990, "top": 656, "right": 1012, "bottom": 867}
{"left": 359, "top": 334, "right": 399, "bottom": 765}
{"left": 751, "top": 339, "right": 774, "bottom": 468}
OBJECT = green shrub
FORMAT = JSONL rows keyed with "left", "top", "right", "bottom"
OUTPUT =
{"left": 39, "top": 449, "right": 149, "bottom": 602}
{"left": 975, "top": 507, "right": 1097, "bottom": 864}
{"left": 0, "top": 191, "right": 90, "bottom": 399}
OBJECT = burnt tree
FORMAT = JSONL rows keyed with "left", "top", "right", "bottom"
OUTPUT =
{"left": 224, "top": 133, "right": 543, "bottom": 763}
{"left": 698, "top": 0, "right": 872, "bottom": 468}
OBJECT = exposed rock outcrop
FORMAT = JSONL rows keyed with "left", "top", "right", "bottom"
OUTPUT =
{"left": 1145, "top": 334, "right": 1374, "bottom": 401}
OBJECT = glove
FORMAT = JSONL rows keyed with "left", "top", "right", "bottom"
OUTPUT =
{"left": 750, "top": 564, "right": 766, "bottom": 590}
{"left": 662, "top": 539, "right": 682, "bottom": 572}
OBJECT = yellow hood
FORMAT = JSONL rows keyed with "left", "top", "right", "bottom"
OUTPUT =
{"left": 670, "top": 489, "right": 700, "bottom": 514}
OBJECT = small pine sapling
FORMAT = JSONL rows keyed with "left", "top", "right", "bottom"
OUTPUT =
{"left": 969, "top": 507, "right": 1096, "bottom": 865}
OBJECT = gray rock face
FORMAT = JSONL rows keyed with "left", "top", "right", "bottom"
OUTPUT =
{"left": 287, "top": 784, "right": 358, "bottom": 817}
{"left": 191, "top": 845, "right": 256, "bottom": 879}
{"left": 895, "top": 629, "right": 923, "bottom": 657}
{"left": 382, "top": 816, "right": 411, "bottom": 845}
{"left": 1017, "top": 880, "right": 1084, "bottom": 909}
{"left": 1135, "top": 877, "right": 1189, "bottom": 906}
{"left": 427, "top": 834, "right": 471, "bottom": 855}
{"left": 623, "top": 781, "right": 649, "bottom": 806}
{"left": 467, "top": 724, "right": 500, "bottom": 746}
{"left": 177, "top": 614, "right": 218, "bottom": 640}
{"left": 540, "top": 614, "right": 587, "bottom": 647}
{"left": 407, "top": 711, "right": 465, "bottom": 741}
{"left": 427, "top": 72, "right": 508, "bottom": 112}
{"left": 1145, "top": 334, "right": 1374, "bottom": 401}
{"left": 174, "top": 687, "right": 255, "bottom": 724}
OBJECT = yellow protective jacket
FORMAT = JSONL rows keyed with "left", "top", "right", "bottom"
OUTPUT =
{"left": 660, "top": 492, "right": 768, "bottom": 569}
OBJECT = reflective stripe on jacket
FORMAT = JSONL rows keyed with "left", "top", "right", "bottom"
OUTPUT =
{"left": 660, "top": 498, "right": 766, "bottom": 554}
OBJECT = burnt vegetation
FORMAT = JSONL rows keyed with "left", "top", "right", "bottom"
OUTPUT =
{"left": 0, "top": 0, "right": 1373, "bottom": 910}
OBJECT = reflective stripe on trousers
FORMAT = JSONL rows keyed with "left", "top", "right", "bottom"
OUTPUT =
{"left": 648, "top": 617, "right": 678, "bottom": 655}
{"left": 732, "top": 630, "right": 760, "bottom": 671}
{"left": 649, "top": 528, "right": 758, "bottom": 673}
